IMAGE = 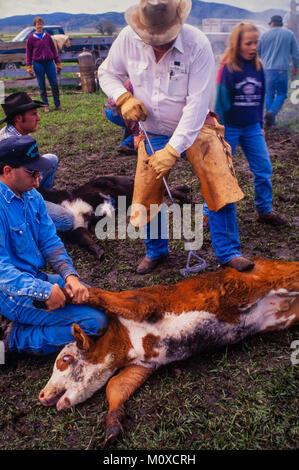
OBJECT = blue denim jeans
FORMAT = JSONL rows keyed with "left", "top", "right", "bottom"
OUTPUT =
{"left": 224, "top": 122, "right": 273, "bottom": 215}
{"left": 104, "top": 107, "right": 134, "bottom": 148}
{"left": 265, "top": 70, "right": 288, "bottom": 122}
{"left": 33, "top": 60, "right": 60, "bottom": 107}
{"left": 39, "top": 153, "right": 58, "bottom": 190}
{"left": 45, "top": 201, "right": 74, "bottom": 232}
{"left": 144, "top": 136, "right": 170, "bottom": 260}
{"left": 143, "top": 135, "right": 242, "bottom": 264}
{"left": 204, "top": 122, "right": 272, "bottom": 256}
{"left": 1, "top": 273, "right": 108, "bottom": 355}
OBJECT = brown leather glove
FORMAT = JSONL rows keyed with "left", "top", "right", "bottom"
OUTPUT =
{"left": 116, "top": 91, "right": 148, "bottom": 122}
{"left": 148, "top": 143, "right": 180, "bottom": 179}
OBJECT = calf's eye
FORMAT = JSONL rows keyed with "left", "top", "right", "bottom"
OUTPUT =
{"left": 57, "top": 354, "right": 75, "bottom": 371}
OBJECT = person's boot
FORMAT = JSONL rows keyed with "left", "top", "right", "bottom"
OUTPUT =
{"left": 136, "top": 255, "right": 168, "bottom": 274}
{"left": 223, "top": 257, "right": 255, "bottom": 272}
{"left": 257, "top": 211, "right": 288, "bottom": 226}
{"left": 116, "top": 145, "right": 137, "bottom": 155}
{"left": 264, "top": 111, "right": 274, "bottom": 128}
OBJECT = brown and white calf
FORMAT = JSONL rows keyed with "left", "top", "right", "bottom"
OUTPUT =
{"left": 39, "top": 258, "right": 299, "bottom": 443}
{"left": 39, "top": 175, "right": 190, "bottom": 260}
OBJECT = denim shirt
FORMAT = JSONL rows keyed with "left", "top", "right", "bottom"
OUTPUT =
{"left": 0, "top": 180, "right": 78, "bottom": 300}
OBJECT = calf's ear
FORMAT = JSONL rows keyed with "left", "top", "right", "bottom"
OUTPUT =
{"left": 72, "top": 323, "right": 92, "bottom": 351}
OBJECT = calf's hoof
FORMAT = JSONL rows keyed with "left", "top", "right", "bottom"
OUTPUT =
{"left": 104, "top": 422, "right": 123, "bottom": 446}
{"left": 91, "top": 246, "right": 104, "bottom": 261}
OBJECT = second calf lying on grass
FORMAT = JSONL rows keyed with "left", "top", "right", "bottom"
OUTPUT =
{"left": 39, "top": 175, "right": 191, "bottom": 261}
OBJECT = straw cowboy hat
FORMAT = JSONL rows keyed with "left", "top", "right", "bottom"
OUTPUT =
{"left": 125, "top": 0, "right": 192, "bottom": 45}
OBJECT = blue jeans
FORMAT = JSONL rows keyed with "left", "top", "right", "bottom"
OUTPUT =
{"left": 1, "top": 273, "right": 108, "bottom": 355}
{"left": 144, "top": 136, "right": 170, "bottom": 260}
{"left": 104, "top": 107, "right": 134, "bottom": 148}
{"left": 204, "top": 122, "right": 273, "bottom": 254}
{"left": 33, "top": 60, "right": 60, "bottom": 107}
{"left": 45, "top": 201, "right": 74, "bottom": 232}
{"left": 40, "top": 154, "right": 74, "bottom": 232}
{"left": 224, "top": 123, "right": 273, "bottom": 215}
{"left": 265, "top": 70, "right": 288, "bottom": 122}
{"left": 40, "top": 153, "right": 58, "bottom": 190}
{"left": 144, "top": 135, "right": 241, "bottom": 264}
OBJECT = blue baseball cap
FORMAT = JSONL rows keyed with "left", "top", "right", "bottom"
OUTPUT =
{"left": 0, "top": 135, "right": 52, "bottom": 172}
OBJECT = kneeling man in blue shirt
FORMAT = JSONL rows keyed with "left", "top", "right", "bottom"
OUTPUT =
{"left": 0, "top": 135, "right": 108, "bottom": 355}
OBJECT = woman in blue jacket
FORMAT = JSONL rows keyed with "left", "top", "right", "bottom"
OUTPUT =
{"left": 214, "top": 21, "right": 287, "bottom": 226}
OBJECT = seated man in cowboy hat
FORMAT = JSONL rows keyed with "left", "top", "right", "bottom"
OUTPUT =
{"left": 0, "top": 92, "right": 74, "bottom": 232}
{"left": 98, "top": 0, "right": 254, "bottom": 274}
{"left": 0, "top": 135, "right": 108, "bottom": 355}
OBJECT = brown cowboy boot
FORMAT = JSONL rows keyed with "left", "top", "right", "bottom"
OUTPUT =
{"left": 223, "top": 257, "right": 255, "bottom": 272}
{"left": 136, "top": 255, "right": 168, "bottom": 274}
{"left": 257, "top": 211, "right": 288, "bottom": 226}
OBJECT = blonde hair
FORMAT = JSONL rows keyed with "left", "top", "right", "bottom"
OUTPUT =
{"left": 33, "top": 16, "right": 44, "bottom": 26}
{"left": 221, "top": 21, "right": 262, "bottom": 72}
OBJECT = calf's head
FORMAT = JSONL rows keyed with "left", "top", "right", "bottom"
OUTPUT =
{"left": 39, "top": 324, "right": 116, "bottom": 410}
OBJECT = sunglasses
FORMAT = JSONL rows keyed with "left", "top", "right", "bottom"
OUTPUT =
{"left": 23, "top": 168, "right": 41, "bottom": 178}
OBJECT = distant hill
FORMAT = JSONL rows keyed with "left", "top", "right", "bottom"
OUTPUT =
{"left": 0, "top": 12, "right": 126, "bottom": 32}
{"left": 0, "top": 1, "right": 286, "bottom": 33}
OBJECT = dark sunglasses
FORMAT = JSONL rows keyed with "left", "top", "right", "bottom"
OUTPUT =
{"left": 23, "top": 168, "right": 41, "bottom": 178}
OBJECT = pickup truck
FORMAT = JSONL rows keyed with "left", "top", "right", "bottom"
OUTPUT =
{"left": 0, "top": 25, "right": 114, "bottom": 70}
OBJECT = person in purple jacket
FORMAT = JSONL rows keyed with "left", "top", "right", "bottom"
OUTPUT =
{"left": 26, "top": 17, "right": 62, "bottom": 112}
{"left": 214, "top": 21, "right": 287, "bottom": 226}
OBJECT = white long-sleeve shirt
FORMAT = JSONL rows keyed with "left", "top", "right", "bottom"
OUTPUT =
{"left": 98, "top": 24, "right": 215, "bottom": 154}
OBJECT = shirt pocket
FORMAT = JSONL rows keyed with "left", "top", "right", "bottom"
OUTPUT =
{"left": 10, "top": 223, "right": 29, "bottom": 254}
{"left": 168, "top": 72, "right": 189, "bottom": 98}
{"left": 127, "top": 60, "right": 148, "bottom": 87}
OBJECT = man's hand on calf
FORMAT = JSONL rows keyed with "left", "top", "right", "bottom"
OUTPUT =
{"left": 64, "top": 275, "right": 89, "bottom": 304}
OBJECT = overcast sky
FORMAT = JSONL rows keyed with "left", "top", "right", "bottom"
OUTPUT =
{"left": 0, "top": 0, "right": 289, "bottom": 19}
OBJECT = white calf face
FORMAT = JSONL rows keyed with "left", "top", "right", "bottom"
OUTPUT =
{"left": 60, "top": 199, "right": 93, "bottom": 229}
{"left": 39, "top": 341, "right": 115, "bottom": 410}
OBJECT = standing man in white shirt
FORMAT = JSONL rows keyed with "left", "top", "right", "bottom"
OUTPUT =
{"left": 98, "top": 0, "right": 254, "bottom": 274}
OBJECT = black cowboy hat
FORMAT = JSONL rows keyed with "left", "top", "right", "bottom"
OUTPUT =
{"left": 0, "top": 91, "right": 44, "bottom": 125}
